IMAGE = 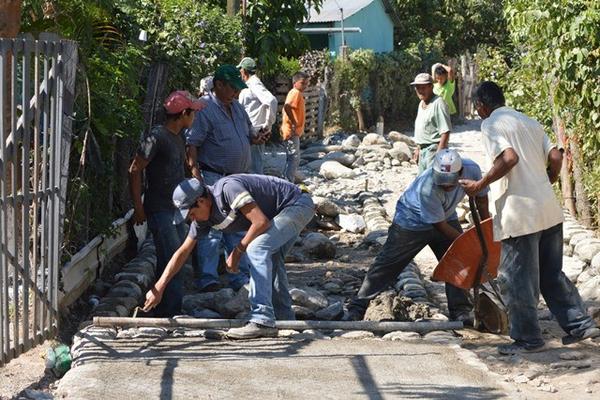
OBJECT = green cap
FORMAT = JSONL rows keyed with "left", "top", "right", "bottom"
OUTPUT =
{"left": 214, "top": 64, "right": 247, "bottom": 91}
{"left": 236, "top": 57, "right": 257, "bottom": 72}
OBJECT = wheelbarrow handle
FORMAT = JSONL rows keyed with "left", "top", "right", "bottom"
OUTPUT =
{"left": 469, "top": 196, "right": 488, "bottom": 286}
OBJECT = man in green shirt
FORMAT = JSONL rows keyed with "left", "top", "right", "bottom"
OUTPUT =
{"left": 410, "top": 73, "right": 451, "bottom": 174}
{"left": 432, "top": 63, "right": 457, "bottom": 116}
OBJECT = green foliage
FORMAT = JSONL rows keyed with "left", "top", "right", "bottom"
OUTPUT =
{"left": 276, "top": 56, "right": 302, "bottom": 79}
{"left": 329, "top": 41, "right": 443, "bottom": 131}
{"left": 394, "top": 0, "right": 508, "bottom": 56}
{"left": 130, "top": 0, "right": 243, "bottom": 91}
{"left": 501, "top": 0, "right": 600, "bottom": 201}
{"left": 243, "top": 0, "right": 322, "bottom": 76}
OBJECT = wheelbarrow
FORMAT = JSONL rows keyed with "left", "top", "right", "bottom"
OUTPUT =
{"left": 432, "top": 197, "right": 508, "bottom": 334}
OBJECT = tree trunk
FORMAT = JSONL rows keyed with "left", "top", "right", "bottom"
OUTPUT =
{"left": 227, "top": 0, "right": 240, "bottom": 16}
{"left": 552, "top": 114, "right": 576, "bottom": 216}
{"left": 569, "top": 137, "right": 594, "bottom": 227}
{"left": 355, "top": 107, "right": 365, "bottom": 132}
{"left": 0, "top": 0, "right": 21, "bottom": 36}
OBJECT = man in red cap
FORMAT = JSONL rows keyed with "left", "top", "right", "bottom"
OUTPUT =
{"left": 128, "top": 90, "right": 206, "bottom": 316}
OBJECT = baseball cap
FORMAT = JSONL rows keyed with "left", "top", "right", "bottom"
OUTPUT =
{"left": 410, "top": 73, "right": 434, "bottom": 86}
{"left": 432, "top": 149, "right": 463, "bottom": 186}
{"left": 214, "top": 64, "right": 247, "bottom": 91}
{"left": 163, "top": 90, "right": 206, "bottom": 114}
{"left": 172, "top": 178, "right": 207, "bottom": 223}
{"left": 236, "top": 57, "right": 257, "bottom": 72}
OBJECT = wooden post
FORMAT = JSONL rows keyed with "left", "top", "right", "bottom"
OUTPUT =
{"left": 569, "top": 137, "right": 593, "bottom": 227}
{"left": 552, "top": 113, "right": 576, "bottom": 216}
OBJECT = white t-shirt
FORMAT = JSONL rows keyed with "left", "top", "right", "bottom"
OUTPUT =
{"left": 481, "top": 106, "right": 563, "bottom": 240}
{"left": 238, "top": 75, "right": 278, "bottom": 134}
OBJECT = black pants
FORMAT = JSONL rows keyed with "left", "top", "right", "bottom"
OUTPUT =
{"left": 349, "top": 221, "right": 471, "bottom": 319}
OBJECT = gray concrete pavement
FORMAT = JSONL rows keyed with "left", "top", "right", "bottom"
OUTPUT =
{"left": 56, "top": 328, "right": 516, "bottom": 400}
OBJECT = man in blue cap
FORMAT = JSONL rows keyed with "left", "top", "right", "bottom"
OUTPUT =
{"left": 143, "top": 174, "right": 314, "bottom": 339}
{"left": 346, "top": 149, "right": 489, "bottom": 323}
{"left": 186, "top": 65, "right": 269, "bottom": 293}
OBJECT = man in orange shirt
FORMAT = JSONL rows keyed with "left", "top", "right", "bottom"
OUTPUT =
{"left": 281, "top": 71, "right": 309, "bottom": 182}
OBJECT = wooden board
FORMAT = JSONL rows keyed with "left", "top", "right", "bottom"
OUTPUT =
{"left": 431, "top": 218, "right": 501, "bottom": 290}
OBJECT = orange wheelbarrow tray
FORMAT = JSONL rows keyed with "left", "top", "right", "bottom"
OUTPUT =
{"left": 431, "top": 218, "right": 501, "bottom": 290}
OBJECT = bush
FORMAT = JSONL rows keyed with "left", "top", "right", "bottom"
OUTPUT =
{"left": 327, "top": 40, "right": 443, "bottom": 132}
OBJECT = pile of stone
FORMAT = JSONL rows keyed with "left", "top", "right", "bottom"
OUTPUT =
{"left": 300, "top": 131, "right": 415, "bottom": 182}
{"left": 562, "top": 213, "right": 600, "bottom": 309}
{"left": 91, "top": 238, "right": 157, "bottom": 318}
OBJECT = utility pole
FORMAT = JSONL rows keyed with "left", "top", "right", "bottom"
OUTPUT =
{"left": 227, "top": 0, "right": 241, "bottom": 16}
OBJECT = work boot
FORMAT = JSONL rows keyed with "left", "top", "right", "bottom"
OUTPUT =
{"left": 452, "top": 312, "right": 474, "bottom": 328}
{"left": 226, "top": 322, "right": 278, "bottom": 339}
{"left": 562, "top": 327, "right": 600, "bottom": 345}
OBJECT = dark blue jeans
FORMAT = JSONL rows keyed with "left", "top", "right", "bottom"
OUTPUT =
{"left": 349, "top": 221, "right": 471, "bottom": 319}
{"left": 147, "top": 210, "right": 187, "bottom": 317}
{"left": 499, "top": 223, "right": 596, "bottom": 346}
{"left": 195, "top": 170, "right": 250, "bottom": 290}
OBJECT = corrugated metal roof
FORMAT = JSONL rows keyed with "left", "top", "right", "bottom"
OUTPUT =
{"left": 306, "top": 0, "right": 375, "bottom": 23}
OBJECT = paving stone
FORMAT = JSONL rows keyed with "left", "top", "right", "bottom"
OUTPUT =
{"left": 382, "top": 331, "right": 421, "bottom": 341}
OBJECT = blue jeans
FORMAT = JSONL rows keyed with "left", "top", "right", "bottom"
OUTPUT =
{"left": 195, "top": 170, "right": 250, "bottom": 290}
{"left": 499, "top": 223, "right": 596, "bottom": 347}
{"left": 246, "top": 193, "right": 314, "bottom": 327}
{"left": 283, "top": 136, "right": 300, "bottom": 182}
{"left": 250, "top": 144, "right": 264, "bottom": 174}
{"left": 146, "top": 210, "right": 187, "bottom": 317}
{"left": 349, "top": 221, "right": 471, "bottom": 319}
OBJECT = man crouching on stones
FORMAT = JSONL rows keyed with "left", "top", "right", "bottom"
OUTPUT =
{"left": 143, "top": 174, "right": 315, "bottom": 339}
{"left": 345, "top": 149, "right": 490, "bottom": 323}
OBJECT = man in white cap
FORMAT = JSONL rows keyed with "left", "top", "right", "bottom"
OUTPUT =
{"left": 345, "top": 149, "right": 489, "bottom": 323}
{"left": 410, "top": 73, "right": 452, "bottom": 173}
{"left": 237, "top": 57, "right": 278, "bottom": 174}
{"left": 143, "top": 174, "right": 315, "bottom": 339}
{"left": 129, "top": 90, "right": 206, "bottom": 317}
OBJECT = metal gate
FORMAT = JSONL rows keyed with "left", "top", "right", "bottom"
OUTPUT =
{"left": 0, "top": 33, "right": 77, "bottom": 366}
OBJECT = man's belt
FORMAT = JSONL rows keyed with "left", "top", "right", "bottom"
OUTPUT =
{"left": 199, "top": 163, "right": 231, "bottom": 176}
{"left": 419, "top": 142, "right": 439, "bottom": 149}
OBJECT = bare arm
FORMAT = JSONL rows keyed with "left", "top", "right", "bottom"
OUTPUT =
{"left": 283, "top": 103, "right": 298, "bottom": 131}
{"left": 433, "top": 220, "right": 462, "bottom": 241}
{"left": 547, "top": 148, "right": 562, "bottom": 184}
{"left": 226, "top": 202, "right": 271, "bottom": 272}
{"left": 444, "top": 64, "right": 455, "bottom": 81}
{"left": 143, "top": 236, "right": 196, "bottom": 311}
{"left": 438, "top": 131, "right": 450, "bottom": 151}
{"left": 128, "top": 155, "right": 150, "bottom": 224}
{"left": 459, "top": 148, "right": 519, "bottom": 196}
{"left": 186, "top": 145, "right": 202, "bottom": 180}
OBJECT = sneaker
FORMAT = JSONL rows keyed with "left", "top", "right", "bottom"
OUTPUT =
{"left": 226, "top": 322, "right": 278, "bottom": 339}
{"left": 562, "top": 327, "right": 600, "bottom": 345}
{"left": 497, "top": 341, "right": 546, "bottom": 355}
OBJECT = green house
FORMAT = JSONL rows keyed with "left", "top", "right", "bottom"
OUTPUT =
{"left": 303, "top": 0, "right": 400, "bottom": 55}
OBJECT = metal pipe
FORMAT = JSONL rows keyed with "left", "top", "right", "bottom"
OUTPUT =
{"left": 340, "top": 7, "right": 345, "bottom": 46}
{"left": 93, "top": 317, "right": 463, "bottom": 333}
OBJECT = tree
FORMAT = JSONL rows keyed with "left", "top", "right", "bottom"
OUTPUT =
{"left": 0, "top": 0, "right": 21, "bottom": 37}
{"left": 242, "top": 0, "right": 322, "bottom": 76}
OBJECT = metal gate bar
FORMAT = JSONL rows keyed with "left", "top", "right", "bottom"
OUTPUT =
{"left": 0, "top": 34, "right": 77, "bottom": 366}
